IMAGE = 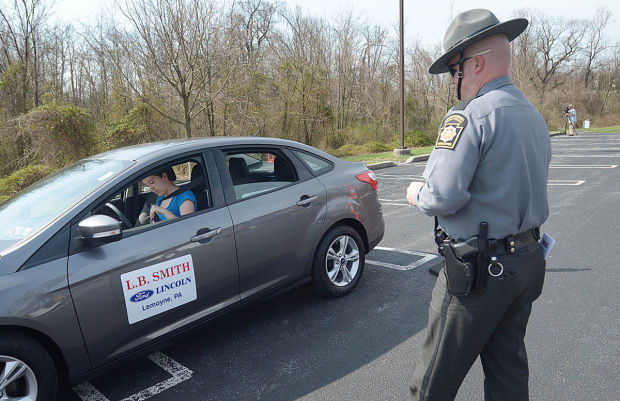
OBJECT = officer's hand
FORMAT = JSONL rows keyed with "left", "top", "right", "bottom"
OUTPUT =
{"left": 406, "top": 181, "right": 425, "bottom": 206}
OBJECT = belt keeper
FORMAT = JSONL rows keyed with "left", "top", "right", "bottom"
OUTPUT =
{"left": 505, "top": 235, "right": 516, "bottom": 254}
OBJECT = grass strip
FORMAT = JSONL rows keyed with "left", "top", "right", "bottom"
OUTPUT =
{"left": 587, "top": 125, "right": 620, "bottom": 133}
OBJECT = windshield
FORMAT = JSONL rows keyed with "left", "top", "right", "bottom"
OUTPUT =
{"left": 0, "top": 159, "right": 133, "bottom": 253}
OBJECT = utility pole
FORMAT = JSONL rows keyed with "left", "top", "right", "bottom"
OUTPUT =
{"left": 394, "top": 0, "right": 411, "bottom": 157}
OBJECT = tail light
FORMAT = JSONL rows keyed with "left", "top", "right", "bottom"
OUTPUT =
{"left": 356, "top": 170, "right": 378, "bottom": 191}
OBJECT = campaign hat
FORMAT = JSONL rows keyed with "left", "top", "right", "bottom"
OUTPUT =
{"left": 429, "top": 9, "right": 528, "bottom": 74}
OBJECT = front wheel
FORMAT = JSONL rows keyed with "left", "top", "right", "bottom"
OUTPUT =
{"left": 0, "top": 332, "right": 58, "bottom": 401}
{"left": 312, "top": 225, "right": 365, "bottom": 297}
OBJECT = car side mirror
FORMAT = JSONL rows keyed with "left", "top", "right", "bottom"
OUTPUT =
{"left": 78, "top": 214, "right": 122, "bottom": 246}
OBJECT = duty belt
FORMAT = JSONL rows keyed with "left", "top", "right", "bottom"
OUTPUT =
{"left": 438, "top": 225, "right": 541, "bottom": 295}
{"left": 490, "top": 228, "right": 540, "bottom": 255}
{"left": 434, "top": 220, "right": 540, "bottom": 258}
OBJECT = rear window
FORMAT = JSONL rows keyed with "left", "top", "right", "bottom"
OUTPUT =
{"left": 292, "top": 150, "right": 333, "bottom": 175}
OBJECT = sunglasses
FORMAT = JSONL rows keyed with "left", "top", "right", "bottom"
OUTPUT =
{"left": 448, "top": 49, "right": 493, "bottom": 77}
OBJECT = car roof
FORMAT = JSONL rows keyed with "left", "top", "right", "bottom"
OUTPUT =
{"left": 90, "top": 137, "right": 334, "bottom": 163}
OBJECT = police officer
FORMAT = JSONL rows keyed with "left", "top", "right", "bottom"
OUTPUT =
{"left": 405, "top": 9, "right": 551, "bottom": 401}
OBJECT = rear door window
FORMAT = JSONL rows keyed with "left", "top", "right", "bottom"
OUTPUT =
{"left": 224, "top": 150, "right": 298, "bottom": 201}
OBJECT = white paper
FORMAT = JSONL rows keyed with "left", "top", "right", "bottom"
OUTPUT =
{"left": 97, "top": 171, "right": 115, "bottom": 181}
{"left": 540, "top": 233, "right": 555, "bottom": 260}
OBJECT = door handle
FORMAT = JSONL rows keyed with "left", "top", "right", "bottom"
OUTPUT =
{"left": 191, "top": 227, "right": 222, "bottom": 242}
{"left": 296, "top": 195, "right": 317, "bottom": 206}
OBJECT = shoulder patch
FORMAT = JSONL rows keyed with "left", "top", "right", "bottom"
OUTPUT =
{"left": 436, "top": 113, "right": 468, "bottom": 150}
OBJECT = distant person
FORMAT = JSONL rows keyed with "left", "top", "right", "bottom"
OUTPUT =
{"left": 405, "top": 9, "right": 551, "bottom": 401}
{"left": 566, "top": 104, "right": 577, "bottom": 136}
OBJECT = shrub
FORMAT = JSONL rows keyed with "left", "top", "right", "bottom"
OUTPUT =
{"left": 4, "top": 104, "right": 94, "bottom": 172}
{"left": 364, "top": 141, "right": 391, "bottom": 153}
{"left": 331, "top": 144, "right": 364, "bottom": 157}
{"left": 406, "top": 130, "right": 434, "bottom": 147}
{"left": 0, "top": 164, "right": 56, "bottom": 200}
{"left": 104, "top": 103, "right": 164, "bottom": 149}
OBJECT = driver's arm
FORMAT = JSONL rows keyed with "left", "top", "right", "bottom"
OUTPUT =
{"left": 135, "top": 193, "right": 157, "bottom": 226}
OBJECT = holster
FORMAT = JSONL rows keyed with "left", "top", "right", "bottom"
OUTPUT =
{"left": 440, "top": 222, "right": 490, "bottom": 296}
{"left": 442, "top": 239, "right": 475, "bottom": 296}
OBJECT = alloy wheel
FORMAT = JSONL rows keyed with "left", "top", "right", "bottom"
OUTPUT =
{"left": 325, "top": 235, "right": 360, "bottom": 287}
{"left": 0, "top": 355, "right": 38, "bottom": 401}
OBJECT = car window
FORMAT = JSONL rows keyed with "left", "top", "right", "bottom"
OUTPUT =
{"left": 91, "top": 159, "right": 210, "bottom": 230}
{"left": 225, "top": 151, "right": 298, "bottom": 200}
{"left": 0, "top": 159, "right": 133, "bottom": 252}
{"left": 291, "top": 150, "right": 333, "bottom": 175}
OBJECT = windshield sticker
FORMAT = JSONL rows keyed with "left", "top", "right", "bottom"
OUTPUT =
{"left": 121, "top": 254, "right": 197, "bottom": 324}
{"left": 97, "top": 171, "right": 116, "bottom": 182}
{"left": 10, "top": 226, "right": 33, "bottom": 237}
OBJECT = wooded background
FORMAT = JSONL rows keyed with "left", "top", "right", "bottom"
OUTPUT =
{"left": 1, "top": 0, "right": 618, "bottom": 188}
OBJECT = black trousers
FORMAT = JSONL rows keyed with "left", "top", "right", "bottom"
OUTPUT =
{"left": 410, "top": 242, "right": 546, "bottom": 401}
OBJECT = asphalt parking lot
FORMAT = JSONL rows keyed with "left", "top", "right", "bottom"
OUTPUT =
{"left": 59, "top": 132, "right": 620, "bottom": 401}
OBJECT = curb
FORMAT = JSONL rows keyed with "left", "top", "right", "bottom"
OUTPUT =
{"left": 367, "top": 161, "right": 397, "bottom": 170}
{"left": 366, "top": 154, "right": 432, "bottom": 170}
{"left": 404, "top": 154, "right": 431, "bottom": 163}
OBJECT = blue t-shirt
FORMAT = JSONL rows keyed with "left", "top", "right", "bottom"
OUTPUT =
{"left": 155, "top": 190, "right": 197, "bottom": 221}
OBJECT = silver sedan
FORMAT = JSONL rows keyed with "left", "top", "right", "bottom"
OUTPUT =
{"left": 0, "top": 137, "right": 384, "bottom": 400}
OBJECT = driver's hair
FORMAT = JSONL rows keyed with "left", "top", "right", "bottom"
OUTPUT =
{"left": 154, "top": 166, "right": 176, "bottom": 182}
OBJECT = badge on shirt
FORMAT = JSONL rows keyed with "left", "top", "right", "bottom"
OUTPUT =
{"left": 436, "top": 113, "right": 468, "bottom": 150}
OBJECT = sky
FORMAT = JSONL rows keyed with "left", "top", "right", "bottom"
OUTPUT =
{"left": 53, "top": 0, "right": 620, "bottom": 49}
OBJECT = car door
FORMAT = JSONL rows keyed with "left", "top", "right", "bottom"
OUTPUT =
{"left": 214, "top": 147, "right": 327, "bottom": 299}
{"left": 67, "top": 151, "right": 240, "bottom": 367}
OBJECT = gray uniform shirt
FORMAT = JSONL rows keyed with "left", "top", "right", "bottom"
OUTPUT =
{"left": 416, "top": 76, "right": 551, "bottom": 240}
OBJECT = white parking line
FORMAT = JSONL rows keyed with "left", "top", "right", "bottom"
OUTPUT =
{"left": 73, "top": 352, "right": 193, "bottom": 401}
{"left": 556, "top": 155, "right": 620, "bottom": 158}
{"left": 376, "top": 174, "right": 424, "bottom": 179}
{"left": 549, "top": 164, "right": 617, "bottom": 168}
{"left": 548, "top": 180, "right": 586, "bottom": 186}
{"left": 367, "top": 246, "right": 439, "bottom": 271}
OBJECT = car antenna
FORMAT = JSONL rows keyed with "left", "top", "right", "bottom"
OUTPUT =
{"left": 252, "top": 122, "right": 265, "bottom": 137}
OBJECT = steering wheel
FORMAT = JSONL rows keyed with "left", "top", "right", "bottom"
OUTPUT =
{"left": 104, "top": 202, "right": 133, "bottom": 229}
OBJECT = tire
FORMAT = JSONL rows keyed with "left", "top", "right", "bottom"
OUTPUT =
{"left": 0, "top": 331, "right": 58, "bottom": 401}
{"left": 312, "top": 225, "right": 365, "bottom": 297}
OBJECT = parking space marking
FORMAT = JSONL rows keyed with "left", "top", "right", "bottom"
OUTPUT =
{"left": 376, "top": 174, "right": 424, "bottom": 180}
{"left": 379, "top": 198, "right": 409, "bottom": 207}
{"left": 367, "top": 246, "right": 439, "bottom": 271}
{"left": 73, "top": 383, "right": 109, "bottom": 401}
{"left": 548, "top": 180, "right": 586, "bottom": 186}
{"left": 549, "top": 164, "right": 617, "bottom": 168}
{"left": 555, "top": 155, "right": 620, "bottom": 158}
{"left": 73, "top": 352, "right": 193, "bottom": 401}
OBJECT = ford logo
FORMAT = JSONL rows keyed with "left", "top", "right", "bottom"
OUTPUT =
{"left": 130, "top": 290, "right": 154, "bottom": 303}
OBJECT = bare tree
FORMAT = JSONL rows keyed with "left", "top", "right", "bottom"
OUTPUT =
{"left": 109, "top": 0, "right": 221, "bottom": 138}
{"left": 582, "top": 8, "right": 611, "bottom": 88}
{"left": 596, "top": 42, "right": 620, "bottom": 114}
{"left": 0, "top": 0, "right": 49, "bottom": 112}
{"left": 533, "top": 16, "right": 585, "bottom": 102}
